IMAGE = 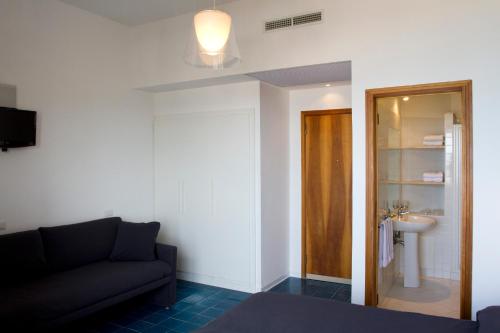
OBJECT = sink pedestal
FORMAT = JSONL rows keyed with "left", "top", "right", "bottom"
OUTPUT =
{"left": 404, "top": 232, "right": 420, "bottom": 288}
{"left": 392, "top": 214, "right": 436, "bottom": 288}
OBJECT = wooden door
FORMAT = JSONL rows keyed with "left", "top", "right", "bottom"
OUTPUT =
{"left": 302, "top": 109, "right": 352, "bottom": 279}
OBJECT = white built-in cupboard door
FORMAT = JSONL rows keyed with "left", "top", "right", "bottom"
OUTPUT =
{"left": 154, "top": 110, "right": 255, "bottom": 292}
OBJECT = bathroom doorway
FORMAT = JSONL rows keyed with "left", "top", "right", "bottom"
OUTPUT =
{"left": 364, "top": 81, "right": 472, "bottom": 319}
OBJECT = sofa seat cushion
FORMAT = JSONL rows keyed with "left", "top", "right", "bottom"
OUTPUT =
{"left": 0, "top": 260, "right": 171, "bottom": 325}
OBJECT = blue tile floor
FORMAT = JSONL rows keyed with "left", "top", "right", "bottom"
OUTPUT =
{"left": 269, "top": 277, "right": 352, "bottom": 303}
{"left": 62, "top": 278, "right": 351, "bottom": 333}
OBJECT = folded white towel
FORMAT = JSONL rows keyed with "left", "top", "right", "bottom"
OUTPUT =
{"left": 423, "top": 171, "right": 444, "bottom": 182}
{"left": 423, "top": 140, "right": 444, "bottom": 146}
{"left": 423, "top": 134, "right": 444, "bottom": 146}
{"left": 423, "top": 178, "right": 443, "bottom": 183}
{"left": 424, "top": 135, "right": 444, "bottom": 141}
{"left": 423, "top": 171, "right": 443, "bottom": 178}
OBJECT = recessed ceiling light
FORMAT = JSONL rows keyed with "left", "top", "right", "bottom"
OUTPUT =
{"left": 402, "top": 96, "right": 410, "bottom": 102}
{"left": 325, "top": 83, "right": 331, "bottom": 87}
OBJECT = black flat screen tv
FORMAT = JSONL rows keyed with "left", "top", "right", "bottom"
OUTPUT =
{"left": 0, "top": 107, "right": 37, "bottom": 152}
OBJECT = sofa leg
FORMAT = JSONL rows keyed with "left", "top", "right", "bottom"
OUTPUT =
{"left": 149, "top": 281, "right": 176, "bottom": 307}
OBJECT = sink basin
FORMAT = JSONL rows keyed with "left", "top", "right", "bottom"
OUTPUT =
{"left": 390, "top": 214, "right": 436, "bottom": 288}
{"left": 392, "top": 215, "right": 436, "bottom": 233}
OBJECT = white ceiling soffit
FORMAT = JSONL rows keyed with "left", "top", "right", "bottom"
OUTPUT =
{"left": 246, "top": 61, "right": 352, "bottom": 88}
{"left": 60, "top": 0, "right": 238, "bottom": 26}
{"left": 140, "top": 62, "right": 351, "bottom": 92}
{"left": 140, "top": 74, "right": 257, "bottom": 93}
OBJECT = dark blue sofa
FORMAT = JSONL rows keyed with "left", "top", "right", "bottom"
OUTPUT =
{"left": 0, "top": 217, "right": 177, "bottom": 330}
{"left": 197, "top": 292, "right": 500, "bottom": 333}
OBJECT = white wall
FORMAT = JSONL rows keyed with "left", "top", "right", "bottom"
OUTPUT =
{"left": 130, "top": 0, "right": 500, "bottom": 316}
{"left": 0, "top": 84, "right": 16, "bottom": 108}
{"left": 153, "top": 81, "right": 261, "bottom": 292}
{"left": 0, "top": 0, "right": 155, "bottom": 233}
{"left": 259, "top": 82, "right": 290, "bottom": 290}
{"left": 289, "top": 84, "right": 352, "bottom": 277}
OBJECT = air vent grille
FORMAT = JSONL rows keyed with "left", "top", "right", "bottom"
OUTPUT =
{"left": 265, "top": 11, "right": 323, "bottom": 32}
{"left": 293, "top": 12, "right": 322, "bottom": 26}
{"left": 265, "top": 17, "right": 292, "bottom": 31}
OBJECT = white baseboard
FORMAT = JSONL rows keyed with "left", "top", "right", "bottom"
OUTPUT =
{"left": 306, "top": 274, "right": 352, "bottom": 285}
{"left": 261, "top": 274, "right": 289, "bottom": 291}
{"left": 177, "top": 271, "right": 352, "bottom": 294}
{"left": 177, "top": 270, "right": 254, "bottom": 293}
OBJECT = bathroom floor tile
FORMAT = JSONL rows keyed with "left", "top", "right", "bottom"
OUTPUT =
{"left": 378, "top": 276, "right": 460, "bottom": 318}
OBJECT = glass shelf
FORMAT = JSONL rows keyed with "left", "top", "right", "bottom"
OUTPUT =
{"left": 380, "top": 179, "right": 444, "bottom": 186}
{"left": 379, "top": 145, "right": 445, "bottom": 150}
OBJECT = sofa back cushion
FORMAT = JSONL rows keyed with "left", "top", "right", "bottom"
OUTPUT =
{"left": 0, "top": 230, "right": 47, "bottom": 283}
{"left": 39, "top": 217, "right": 121, "bottom": 272}
{"left": 110, "top": 221, "right": 160, "bottom": 261}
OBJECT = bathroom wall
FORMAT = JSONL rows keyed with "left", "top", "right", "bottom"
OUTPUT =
{"left": 394, "top": 93, "right": 462, "bottom": 280}
{"left": 400, "top": 94, "right": 457, "bottom": 215}
{"left": 377, "top": 97, "right": 401, "bottom": 213}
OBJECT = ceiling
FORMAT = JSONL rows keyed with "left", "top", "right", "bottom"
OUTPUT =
{"left": 246, "top": 61, "right": 352, "bottom": 88}
{"left": 61, "top": 0, "right": 239, "bottom": 26}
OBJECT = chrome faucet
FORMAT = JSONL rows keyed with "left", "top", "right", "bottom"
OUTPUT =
{"left": 388, "top": 200, "right": 410, "bottom": 218}
{"left": 382, "top": 200, "right": 410, "bottom": 219}
{"left": 398, "top": 200, "right": 410, "bottom": 217}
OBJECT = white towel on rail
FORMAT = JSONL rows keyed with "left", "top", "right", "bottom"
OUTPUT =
{"left": 378, "top": 217, "right": 394, "bottom": 268}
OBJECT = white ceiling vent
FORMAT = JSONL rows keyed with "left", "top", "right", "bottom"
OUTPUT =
{"left": 265, "top": 11, "right": 323, "bottom": 32}
{"left": 265, "top": 17, "right": 292, "bottom": 31}
{"left": 293, "top": 11, "right": 323, "bottom": 26}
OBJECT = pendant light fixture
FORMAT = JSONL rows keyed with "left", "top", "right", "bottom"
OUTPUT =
{"left": 184, "top": 0, "right": 241, "bottom": 69}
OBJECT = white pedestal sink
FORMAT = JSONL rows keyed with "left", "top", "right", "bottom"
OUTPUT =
{"left": 392, "top": 215, "right": 436, "bottom": 288}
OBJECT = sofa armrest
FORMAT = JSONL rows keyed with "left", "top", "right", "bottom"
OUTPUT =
{"left": 152, "top": 243, "right": 177, "bottom": 306}
{"left": 156, "top": 243, "right": 177, "bottom": 269}
{"left": 478, "top": 306, "right": 500, "bottom": 333}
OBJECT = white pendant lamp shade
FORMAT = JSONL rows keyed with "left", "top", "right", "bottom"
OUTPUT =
{"left": 195, "top": 10, "right": 231, "bottom": 55}
{"left": 185, "top": 9, "right": 241, "bottom": 69}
